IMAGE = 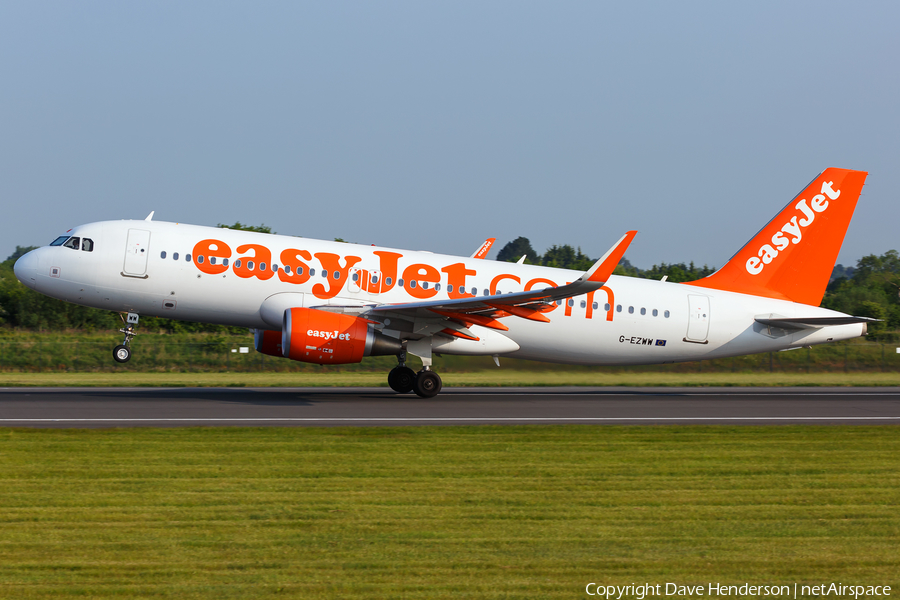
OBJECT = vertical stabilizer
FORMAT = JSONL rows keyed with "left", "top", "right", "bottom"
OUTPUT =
{"left": 686, "top": 168, "right": 867, "bottom": 306}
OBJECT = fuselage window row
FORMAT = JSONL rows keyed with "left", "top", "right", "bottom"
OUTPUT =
{"left": 151, "top": 253, "right": 676, "bottom": 319}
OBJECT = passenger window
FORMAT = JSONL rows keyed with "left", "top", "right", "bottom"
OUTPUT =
{"left": 640, "top": 308, "right": 646, "bottom": 315}
{"left": 334, "top": 271, "right": 340, "bottom": 279}
{"left": 628, "top": 306, "right": 634, "bottom": 314}
{"left": 616, "top": 305, "right": 622, "bottom": 312}
{"left": 210, "top": 257, "right": 216, "bottom": 265}
{"left": 409, "top": 280, "right": 417, "bottom": 288}
{"left": 371, "top": 274, "right": 378, "bottom": 283}
{"left": 296, "top": 266, "right": 303, "bottom": 275}
{"left": 664, "top": 310, "right": 670, "bottom": 318}
{"left": 580, "top": 300, "right": 586, "bottom": 308}
{"left": 309, "top": 269, "right": 316, "bottom": 276}
{"left": 185, "top": 254, "right": 191, "bottom": 262}
{"left": 398, "top": 279, "right": 404, "bottom": 287}
{"left": 173, "top": 252, "right": 179, "bottom": 260}
{"left": 484, "top": 289, "right": 489, "bottom": 296}
{"left": 556, "top": 300, "right": 562, "bottom": 306}
{"left": 247, "top": 261, "right": 255, "bottom": 270}
{"left": 235, "top": 260, "right": 242, "bottom": 268}
{"left": 652, "top": 309, "right": 658, "bottom": 317}
{"left": 197, "top": 255, "right": 205, "bottom": 264}
{"left": 259, "top": 262, "right": 266, "bottom": 271}
{"left": 435, "top": 283, "right": 441, "bottom": 291}
{"left": 422, "top": 282, "right": 429, "bottom": 290}
{"left": 352, "top": 272, "right": 359, "bottom": 282}
{"left": 323, "top": 270, "right": 328, "bottom": 278}
{"left": 50, "top": 236, "right": 70, "bottom": 246}
{"left": 386, "top": 277, "right": 392, "bottom": 286}
{"left": 604, "top": 303, "right": 611, "bottom": 311}
{"left": 592, "top": 302, "right": 598, "bottom": 310}
{"left": 223, "top": 258, "right": 229, "bottom": 267}
{"left": 63, "top": 237, "right": 80, "bottom": 250}
{"left": 272, "top": 263, "right": 278, "bottom": 271}
{"left": 161, "top": 251, "right": 167, "bottom": 259}
{"left": 285, "top": 265, "right": 292, "bottom": 274}
{"left": 567, "top": 299, "right": 574, "bottom": 307}
{"left": 82, "top": 239, "right": 94, "bottom": 252}
{"left": 471, "top": 287, "right": 477, "bottom": 295}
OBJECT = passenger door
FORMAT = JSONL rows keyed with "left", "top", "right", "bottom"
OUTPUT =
{"left": 685, "top": 294, "right": 710, "bottom": 343}
{"left": 123, "top": 229, "right": 151, "bottom": 277}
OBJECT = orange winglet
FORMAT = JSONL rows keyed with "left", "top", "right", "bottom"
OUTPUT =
{"left": 441, "top": 328, "right": 479, "bottom": 341}
{"left": 430, "top": 309, "right": 510, "bottom": 331}
{"left": 472, "top": 238, "right": 496, "bottom": 259}
{"left": 485, "top": 303, "right": 551, "bottom": 323}
{"left": 586, "top": 230, "right": 637, "bottom": 283}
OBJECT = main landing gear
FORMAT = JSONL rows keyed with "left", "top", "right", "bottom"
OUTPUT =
{"left": 388, "top": 349, "right": 442, "bottom": 398}
{"left": 113, "top": 312, "right": 140, "bottom": 363}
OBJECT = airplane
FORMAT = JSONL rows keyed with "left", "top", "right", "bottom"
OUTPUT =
{"left": 13, "top": 168, "right": 874, "bottom": 398}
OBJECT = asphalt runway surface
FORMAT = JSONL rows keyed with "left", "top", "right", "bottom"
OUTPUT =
{"left": 1, "top": 386, "right": 899, "bottom": 428}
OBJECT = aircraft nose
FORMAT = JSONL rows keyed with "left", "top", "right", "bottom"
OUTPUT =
{"left": 13, "top": 250, "right": 39, "bottom": 289}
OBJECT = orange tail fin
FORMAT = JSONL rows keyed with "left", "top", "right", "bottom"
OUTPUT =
{"left": 686, "top": 168, "right": 868, "bottom": 306}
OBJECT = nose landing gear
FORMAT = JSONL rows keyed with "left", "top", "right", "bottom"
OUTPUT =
{"left": 113, "top": 312, "right": 140, "bottom": 363}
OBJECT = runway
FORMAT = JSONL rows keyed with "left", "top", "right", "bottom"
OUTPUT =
{"left": 1, "top": 386, "right": 899, "bottom": 427}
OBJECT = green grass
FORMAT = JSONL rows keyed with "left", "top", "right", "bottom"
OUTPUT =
{"left": 0, "top": 426, "right": 897, "bottom": 598}
{"left": 2, "top": 370, "right": 900, "bottom": 387}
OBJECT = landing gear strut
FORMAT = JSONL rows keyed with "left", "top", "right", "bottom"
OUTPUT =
{"left": 114, "top": 312, "right": 140, "bottom": 363}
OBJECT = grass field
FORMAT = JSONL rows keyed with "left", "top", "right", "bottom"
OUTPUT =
{"left": 0, "top": 426, "right": 897, "bottom": 599}
{"left": 3, "top": 370, "right": 900, "bottom": 387}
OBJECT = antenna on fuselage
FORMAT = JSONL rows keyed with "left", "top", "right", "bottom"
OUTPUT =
{"left": 144, "top": 211, "right": 155, "bottom": 221}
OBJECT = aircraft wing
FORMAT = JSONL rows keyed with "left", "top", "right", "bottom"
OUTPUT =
{"left": 358, "top": 231, "right": 636, "bottom": 330}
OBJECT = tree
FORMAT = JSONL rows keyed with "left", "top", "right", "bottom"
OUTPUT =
{"left": 6, "top": 246, "right": 38, "bottom": 263}
{"left": 217, "top": 222, "right": 274, "bottom": 234}
{"left": 496, "top": 237, "right": 537, "bottom": 264}
{"left": 822, "top": 250, "right": 900, "bottom": 330}
{"left": 541, "top": 245, "right": 594, "bottom": 270}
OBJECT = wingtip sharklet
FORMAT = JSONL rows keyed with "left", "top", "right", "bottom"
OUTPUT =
{"left": 582, "top": 230, "right": 637, "bottom": 284}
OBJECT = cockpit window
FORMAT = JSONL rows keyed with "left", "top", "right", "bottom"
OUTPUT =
{"left": 82, "top": 238, "right": 94, "bottom": 252}
{"left": 63, "top": 237, "right": 80, "bottom": 250}
{"left": 50, "top": 236, "right": 70, "bottom": 246}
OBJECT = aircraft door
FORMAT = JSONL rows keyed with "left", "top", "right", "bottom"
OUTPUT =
{"left": 348, "top": 268, "right": 362, "bottom": 293}
{"left": 685, "top": 294, "right": 710, "bottom": 343}
{"left": 123, "top": 229, "right": 151, "bottom": 277}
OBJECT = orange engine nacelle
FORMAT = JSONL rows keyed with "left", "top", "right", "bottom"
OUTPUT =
{"left": 282, "top": 307, "right": 402, "bottom": 365}
{"left": 254, "top": 329, "right": 285, "bottom": 357}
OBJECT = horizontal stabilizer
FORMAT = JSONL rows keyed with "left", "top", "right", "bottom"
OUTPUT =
{"left": 755, "top": 316, "right": 878, "bottom": 330}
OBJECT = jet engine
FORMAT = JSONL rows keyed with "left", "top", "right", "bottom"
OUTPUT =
{"left": 282, "top": 307, "right": 402, "bottom": 364}
{"left": 253, "top": 329, "right": 285, "bottom": 357}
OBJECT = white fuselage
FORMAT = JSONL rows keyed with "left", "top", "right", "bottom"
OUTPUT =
{"left": 14, "top": 219, "right": 865, "bottom": 365}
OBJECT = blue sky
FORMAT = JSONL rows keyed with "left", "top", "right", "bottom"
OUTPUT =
{"left": 2, "top": 1, "right": 898, "bottom": 270}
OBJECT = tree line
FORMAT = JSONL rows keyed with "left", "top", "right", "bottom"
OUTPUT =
{"left": 1, "top": 229, "right": 898, "bottom": 334}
